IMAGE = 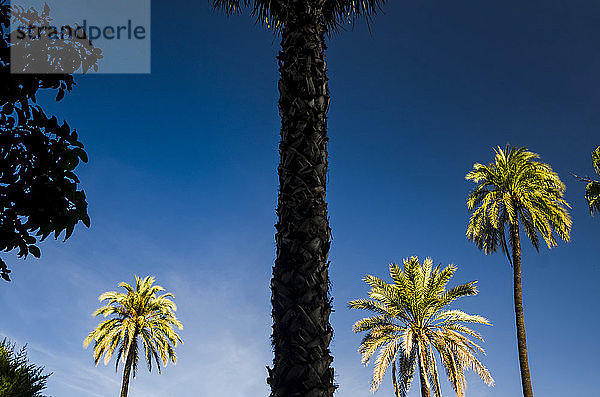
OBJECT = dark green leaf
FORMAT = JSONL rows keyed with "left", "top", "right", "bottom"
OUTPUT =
{"left": 28, "top": 245, "right": 41, "bottom": 258}
{"left": 56, "top": 88, "right": 65, "bottom": 101}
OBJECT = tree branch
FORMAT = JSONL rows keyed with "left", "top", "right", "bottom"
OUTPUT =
{"left": 570, "top": 172, "right": 595, "bottom": 184}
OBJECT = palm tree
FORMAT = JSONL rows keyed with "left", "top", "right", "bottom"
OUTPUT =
{"left": 212, "top": 1, "right": 386, "bottom": 396}
{"left": 572, "top": 146, "right": 600, "bottom": 215}
{"left": 349, "top": 257, "right": 494, "bottom": 397}
{"left": 83, "top": 275, "right": 183, "bottom": 397}
{"left": 465, "top": 145, "right": 571, "bottom": 397}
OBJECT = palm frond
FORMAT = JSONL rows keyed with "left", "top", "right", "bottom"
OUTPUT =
{"left": 370, "top": 338, "right": 400, "bottom": 392}
{"left": 586, "top": 181, "right": 600, "bottom": 214}
{"left": 436, "top": 310, "right": 490, "bottom": 326}
{"left": 395, "top": 345, "right": 417, "bottom": 397}
{"left": 352, "top": 314, "right": 395, "bottom": 333}
{"left": 425, "top": 344, "right": 442, "bottom": 397}
{"left": 434, "top": 281, "right": 478, "bottom": 310}
{"left": 349, "top": 299, "right": 393, "bottom": 318}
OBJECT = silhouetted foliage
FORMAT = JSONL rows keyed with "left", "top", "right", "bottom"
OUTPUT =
{"left": 8, "top": 2, "right": 102, "bottom": 74}
{"left": 573, "top": 146, "right": 600, "bottom": 215}
{"left": 0, "top": 0, "right": 100, "bottom": 282}
{"left": 0, "top": 338, "right": 51, "bottom": 397}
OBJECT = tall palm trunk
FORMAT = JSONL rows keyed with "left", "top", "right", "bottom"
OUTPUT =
{"left": 267, "top": 2, "right": 335, "bottom": 397}
{"left": 417, "top": 345, "right": 430, "bottom": 397}
{"left": 120, "top": 340, "right": 137, "bottom": 397}
{"left": 510, "top": 221, "right": 534, "bottom": 397}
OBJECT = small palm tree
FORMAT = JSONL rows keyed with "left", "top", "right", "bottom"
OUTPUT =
{"left": 349, "top": 257, "right": 494, "bottom": 397}
{"left": 573, "top": 145, "right": 600, "bottom": 215}
{"left": 466, "top": 145, "right": 571, "bottom": 397}
{"left": 83, "top": 275, "right": 183, "bottom": 397}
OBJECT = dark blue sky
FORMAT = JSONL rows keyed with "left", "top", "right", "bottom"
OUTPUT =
{"left": 1, "top": 0, "right": 599, "bottom": 396}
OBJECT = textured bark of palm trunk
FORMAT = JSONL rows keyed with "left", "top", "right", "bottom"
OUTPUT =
{"left": 120, "top": 345, "right": 136, "bottom": 397}
{"left": 418, "top": 347, "right": 430, "bottom": 397}
{"left": 267, "top": 2, "right": 334, "bottom": 397}
{"left": 510, "top": 222, "right": 534, "bottom": 397}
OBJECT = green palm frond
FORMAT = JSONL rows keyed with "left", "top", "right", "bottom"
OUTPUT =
{"left": 434, "top": 281, "right": 478, "bottom": 311}
{"left": 370, "top": 338, "right": 400, "bottom": 392}
{"left": 84, "top": 275, "right": 183, "bottom": 379}
{"left": 350, "top": 257, "right": 493, "bottom": 395}
{"left": 400, "top": 328, "right": 414, "bottom": 357}
{"left": 466, "top": 145, "right": 571, "bottom": 259}
{"left": 395, "top": 345, "right": 416, "bottom": 397}
{"left": 592, "top": 146, "right": 600, "bottom": 176}
{"left": 584, "top": 146, "right": 600, "bottom": 215}
{"left": 358, "top": 329, "right": 399, "bottom": 365}
{"left": 435, "top": 310, "right": 490, "bottom": 326}
{"left": 351, "top": 314, "right": 394, "bottom": 333}
{"left": 424, "top": 264, "right": 454, "bottom": 300}
{"left": 349, "top": 298, "right": 390, "bottom": 314}
{"left": 425, "top": 343, "right": 442, "bottom": 397}
{"left": 430, "top": 329, "right": 494, "bottom": 390}
{"left": 587, "top": 181, "right": 600, "bottom": 214}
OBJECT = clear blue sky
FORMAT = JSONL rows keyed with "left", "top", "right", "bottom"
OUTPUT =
{"left": 1, "top": 0, "right": 599, "bottom": 396}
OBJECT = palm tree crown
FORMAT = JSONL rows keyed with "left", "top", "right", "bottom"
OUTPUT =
{"left": 84, "top": 275, "right": 183, "bottom": 397}
{"left": 466, "top": 145, "right": 571, "bottom": 257}
{"left": 349, "top": 257, "right": 493, "bottom": 397}
{"left": 211, "top": 0, "right": 386, "bottom": 32}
